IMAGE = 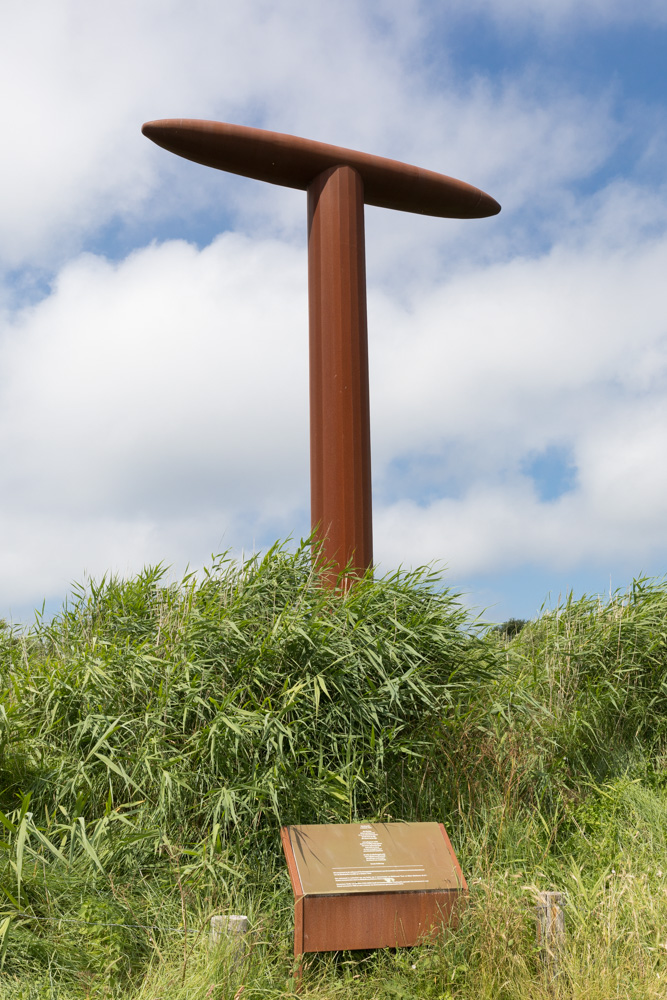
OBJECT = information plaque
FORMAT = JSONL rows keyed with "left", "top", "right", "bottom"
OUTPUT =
{"left": 281, "top": 821, "right": 467, "bottom": 960}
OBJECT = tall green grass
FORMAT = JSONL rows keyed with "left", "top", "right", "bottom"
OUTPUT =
{"left": 0, "top": 543, "right": 666, "bottom": 997}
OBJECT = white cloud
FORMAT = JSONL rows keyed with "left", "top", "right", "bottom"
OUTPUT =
{"left": 369, "top": 190, "right": 667, "bottom": 576}
{"left": 1, "top": 234, "right": 309, "bottom": 510}
{"left": 0, "top": 0, "right": 439, "bottom": 268}
{"left": 2, "top": 172, "right": 667, "bottom": 609}
{"left": 0, "top": 234, "right": 310, "bottom": 605}
{"left": 375, "top": 398, "right": 667, "bottom": 576}
{"left": 370, "top": 205, "right": 667, "bottom": 469}
{"left": 0, "top": 0, "right": 627, "bottom": 273}
{"left": 1, "top": 1, "right": 667, "bottom": 618}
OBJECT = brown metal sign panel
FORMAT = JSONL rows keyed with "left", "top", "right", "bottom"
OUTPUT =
{"left": 285, "top": 821, "right": 463, "bottom": 896}
{"left": 281, "top": 821, "right": 467, "bottom": 960}
{"left": 300, "top": 891, "right": 460, "bottom": 953}
{"left": 141, "top": 119, "right": 500, "bottom": 220}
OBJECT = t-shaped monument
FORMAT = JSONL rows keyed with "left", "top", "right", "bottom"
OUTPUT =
{"left": 142, "top": 119, "right": 500, "bottom": 584}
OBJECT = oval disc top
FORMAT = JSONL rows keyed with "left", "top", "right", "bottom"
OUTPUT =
{"left": 142, "top": 119, "right": 500, "bottom": 220}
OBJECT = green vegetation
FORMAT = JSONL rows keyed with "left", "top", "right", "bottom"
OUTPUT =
{"left": 0, "top": 541, "right": 666, "bottom": 998}
{"left": 493, "top": 617, "right": 529, "bottom": 639}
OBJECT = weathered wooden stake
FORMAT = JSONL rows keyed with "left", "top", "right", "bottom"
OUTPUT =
{"left": 210, "top": 914, "right": 248, "bottom": 968}
{"left": 536, "top": 891, "right": 564, "bottom": 979}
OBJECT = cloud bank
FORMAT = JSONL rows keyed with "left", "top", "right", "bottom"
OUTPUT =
{"left": 1, "top": 0, "right": 666, "bottom": 619}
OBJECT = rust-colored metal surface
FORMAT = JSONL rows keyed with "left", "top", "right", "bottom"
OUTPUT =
{"left": 281, "top": 821, "right": 467, "bottom": 957}
{"left": 300, "top": 890, "right": 462, "bottom": 952}
{"left": 141, "top": 119, "right": 500, "bottom": 584}
{"left": 141, "top": 119, "right": 500, "bottom": 219}
{"left": 308, "top": 166, "right": 372, "bottom": 580}
{"left": 287, "top": 821, "right": 462, "bottom": 895}
{"left": 281, "top": 826, "right": 304, "bottom": 898}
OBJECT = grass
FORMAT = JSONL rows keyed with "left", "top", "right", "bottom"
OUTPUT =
{"left": 0, "top": 540, "right": 666, "bottom": 998}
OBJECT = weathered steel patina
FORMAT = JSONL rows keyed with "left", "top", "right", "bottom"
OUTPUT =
{"left": 281, "top": 820, "right": 467, "bottom": 958}
{"left": 142, "top": 120, "right": 500, "bottom": 583}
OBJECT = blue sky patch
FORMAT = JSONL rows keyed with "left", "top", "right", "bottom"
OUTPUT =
{"left": 521, "top": 445, "right": 577, "bottom": 502}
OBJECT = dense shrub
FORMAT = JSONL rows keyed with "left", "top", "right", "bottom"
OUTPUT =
{"left": 1, "top": 545, "right": 666, "bottom": 997}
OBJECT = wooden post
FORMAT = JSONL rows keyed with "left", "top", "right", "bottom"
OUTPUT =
{"left": 210, "top": 914, "right": 248, "bottom": 969}
{"left": 536, "top": 891, "right": 564, "bottom": 979}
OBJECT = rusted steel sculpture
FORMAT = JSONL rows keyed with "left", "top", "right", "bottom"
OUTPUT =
{"left": 142, "top": 120, "right": 500, "bottom": 584}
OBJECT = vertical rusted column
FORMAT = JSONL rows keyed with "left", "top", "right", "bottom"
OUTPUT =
{"left": 307, "top": 165, "right": 372, "bottom": 585}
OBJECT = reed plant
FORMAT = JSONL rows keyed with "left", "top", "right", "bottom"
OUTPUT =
{"left": 0, "top": 543, "right": 665, "bottom": 997}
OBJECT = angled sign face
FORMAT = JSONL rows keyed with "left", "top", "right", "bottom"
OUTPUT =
{"left": 286, "top": 821, "right": 462, "bottom": 896}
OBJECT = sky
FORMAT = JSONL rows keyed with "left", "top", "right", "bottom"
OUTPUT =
{"left": 1, "top": 0, "right": 667, "bottom": 625}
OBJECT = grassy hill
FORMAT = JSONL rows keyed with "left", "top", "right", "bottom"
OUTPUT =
{"left": 1, "top": 542, "right": 666, "bottom": 998}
